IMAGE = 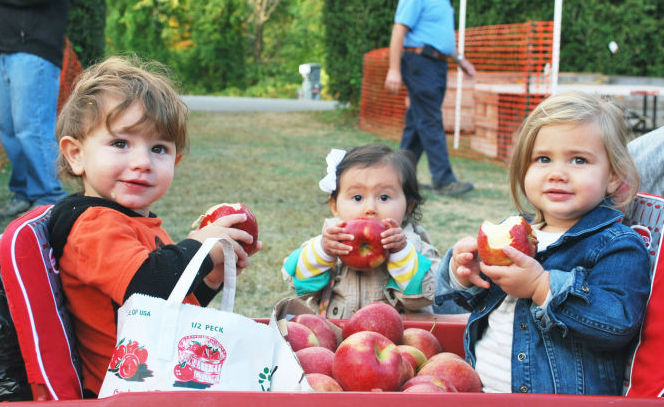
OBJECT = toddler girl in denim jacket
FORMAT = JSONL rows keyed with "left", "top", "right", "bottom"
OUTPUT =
{"left": 435, "top": 91, "right": 650, "bottom": 395}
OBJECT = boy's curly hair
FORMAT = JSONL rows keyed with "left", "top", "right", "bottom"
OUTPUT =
{"left": 55, "top": 55, "right": 189, "bottom": 183}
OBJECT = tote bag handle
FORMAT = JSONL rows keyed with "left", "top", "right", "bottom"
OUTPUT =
{"left": 166, "top": 237, "right": 237, "bottom": 312}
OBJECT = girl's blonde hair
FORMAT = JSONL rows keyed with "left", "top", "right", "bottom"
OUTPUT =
{"left": 509, "top": 91, "right": 639, "bottom": 223}
{"left": 55, "top": 55, "right": 189, "bottom": 182}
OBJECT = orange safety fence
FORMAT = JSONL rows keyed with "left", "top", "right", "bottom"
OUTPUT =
{"left": 360, "top": 21, "right": 554, "bottom": 166}
{"left": 0, "top": 37, "right": 82, "bottom": 168}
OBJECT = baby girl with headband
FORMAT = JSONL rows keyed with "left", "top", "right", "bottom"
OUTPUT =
{"left": 281, "top": 144, "right": 441, "bottom": 318}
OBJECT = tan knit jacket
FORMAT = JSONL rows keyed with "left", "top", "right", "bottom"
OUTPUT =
{"left": 282, "top": 218, "right": 441, "bottom": 319}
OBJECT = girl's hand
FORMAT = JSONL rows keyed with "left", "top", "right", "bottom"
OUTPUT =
{"left": 480, "top": 246, "right": 549, "bottom": 305}
{"left": 322, "top": 222, "right": 354, "bottom": 257}
{"left": 452, "top": 237, "right": 488, "bottom": 289}
{"left": 381, "top": 218, "right": 406, "bottom": 253}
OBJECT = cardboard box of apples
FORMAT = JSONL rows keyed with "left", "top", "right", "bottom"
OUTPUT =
{"left": 272, "top": 299, "right": 479, "bottom": 393}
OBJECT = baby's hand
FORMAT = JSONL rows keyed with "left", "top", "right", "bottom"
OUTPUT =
{"left": 451, "top": 237, "right": 488, "bottom": 289}
{"left": 321, "top": 221, "right": 354, "bottom": 257}
{"left": 480, "top": 246, "right": 549, "bottom": 304}
{"left": 381, "top": 218, "right": 406, "bottom": 253}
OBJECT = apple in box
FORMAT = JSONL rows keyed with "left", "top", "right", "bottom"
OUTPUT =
{"left": 401, "top": 374, "right": 457, "bottom": 392}
{"left": 339, "top": 218, "right": 389, "bottom": 271}
{"left": 305, "top": 373, "right": 343, "bottom": 392}
{"left": 286, "top": 321, "right": 319, "bottom": 352}
{"left": 402, "top": 327, "right": 443, "bottom": 359}
{"left": 477, "top": 215, "right": 537, "bottom": 266}
{"left": 341, "top": 302, "right": 404, "bottom": 344}
{"left": 417, "top": 353, "right": 482, "bottom": 393}
{"left": 198, "top": 203, "right": 259, "bottom": 255}
{"left": 332, "top": 331, "right": 404, "bottom": 392}
{"left": 293, "top": 314, "right": 338, "bottom": 352}
{"left": 295, "top": 346, "right": 335, "bottom": 376}
{"left": 397, "top": 345, "right": 427, "bottom": 372}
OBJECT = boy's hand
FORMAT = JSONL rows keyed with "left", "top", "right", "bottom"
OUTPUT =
{"left": 452, "top": 237, "right": 488, "bottom": 289}
{"left": 480, "top": 246, "right": 549, "bottom": 305}
{"left": 381, "top": 218, "right": 406, "bottom": 253}
{"left": 322, "top": 222, "right": 354, "bottom": 257}
{"left": 188, "top": 213, "right": 260, "bottom": 282}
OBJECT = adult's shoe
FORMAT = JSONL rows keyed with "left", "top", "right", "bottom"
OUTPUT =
{"left": 0, "top": 196, "right": 33, "bottom": 217}
{"left": 433, "top": 181, "right": 474, "bottom": 196}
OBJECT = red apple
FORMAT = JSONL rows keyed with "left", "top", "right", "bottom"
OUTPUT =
{"left": 338, "top": 218, "right": 389, "bottom": 271}
{"left": 305, "top": 373, "right": 343, "bottom": 392}
{"left": 293, "top": 314, "right": 338, "bottom": 351}
{"left": 341, "top": 302, "right": 404, "bottom": 344}
{"left": 403, "top": 383, "right": 448, "bottom": 393}
{"left": 401, "top": 374, "right": 457, "bottom": 392}
{"left": 477, "top": 215, "right": 537, "bottom": 266}
{"left": 295, "top": 346, "right": 335, "bottom": 376}
{"left": 286, "top": 321, "right": 319, "bottom": 352}
{"left": 417, "top": 353, "right": 482, "bottom": 393}
{"left": 398, "top": 353, "right": 415, "bottom": 384}
{"left": 332, "top": 331, "right": 403, "bottom": 392}
{"left": 402, "top": 327, "right": 443, "bottom": 359}
{"left": 397, "top": 344, "right": 427, "bottom": 372}
{"left": 198, "top": 203, "right": 259, "bottom": 255}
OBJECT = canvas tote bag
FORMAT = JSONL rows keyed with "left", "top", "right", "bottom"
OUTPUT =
{"left": 99, "top": 238, "right": 309, "bottom": 397}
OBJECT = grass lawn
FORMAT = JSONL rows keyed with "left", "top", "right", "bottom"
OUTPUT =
{"left": 0, "top": 110, "right": 515, "bottom": 317}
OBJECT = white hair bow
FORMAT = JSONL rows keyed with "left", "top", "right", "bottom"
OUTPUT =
{"left": 318, "top": 148, "right": 346, "bottom": 193}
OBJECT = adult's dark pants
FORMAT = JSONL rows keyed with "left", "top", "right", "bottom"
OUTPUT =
{"left": 400, "top": 52, "right": 456, "bottom": 187}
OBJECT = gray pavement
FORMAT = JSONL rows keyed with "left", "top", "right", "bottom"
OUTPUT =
{"left": 181, "top": 95, "right": 342, "bottom": 112}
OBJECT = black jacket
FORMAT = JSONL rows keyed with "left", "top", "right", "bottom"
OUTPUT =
{"left": 0, "top": 0, "right": 70, "bottom": 68}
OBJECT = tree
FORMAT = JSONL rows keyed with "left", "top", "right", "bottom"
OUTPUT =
{"left": 248, "top": 0, "right": 282, "bottom": 64}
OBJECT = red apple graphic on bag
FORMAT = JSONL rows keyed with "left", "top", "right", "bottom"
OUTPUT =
{"left": 196, "top": 203, "right": 259, "bottom": 255}
{"left": 118, "top": 354, "right": 140, "bottom": 379}
{"left": 339, "top": 218, "right": 389, "bottom": 271}
{"left": 477, "top": 215, "right": 537, "bottom": 266}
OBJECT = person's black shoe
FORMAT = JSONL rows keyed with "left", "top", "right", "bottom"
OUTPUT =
{"left": 433, "top": 181, "right": 474, "bottom": 196}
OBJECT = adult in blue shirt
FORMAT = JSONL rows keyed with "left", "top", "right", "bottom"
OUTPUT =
{"left": 385, "top": 0, "right": 476, "bottom": 196}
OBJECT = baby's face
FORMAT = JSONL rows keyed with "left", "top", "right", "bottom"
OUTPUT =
{"left": 330, "top": 163, "right": 407, "bottom": 225}
{"left": 74, "top": 101, "right": 178, "bottom": 216}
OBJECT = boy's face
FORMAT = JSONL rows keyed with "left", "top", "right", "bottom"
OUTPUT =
{"left": 65, "top": 101, "right": 178, "bottom": 216}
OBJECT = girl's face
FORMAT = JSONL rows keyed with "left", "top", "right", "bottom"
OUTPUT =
{"left": 330, "top": 163, "right": 408, "bottom": 225}
{"left": 61, "top": 100, "right": 178, "bottom": 216}
{"left": 524, "top": 121, "right": 621, "bottom": 232}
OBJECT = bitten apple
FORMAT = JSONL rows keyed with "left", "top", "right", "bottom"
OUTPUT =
{"left": 402, "top": 327, "right": 443, "bottom": 359}
{"left": 197, "top": 203, "right": 259, "bottom": 255}
{"left": 295, "top": 346, "right": 335, "bottom": 376}
{"left": 332, "top": 331, "right": 404, "bottom": 392}
{"left": 341, "top": 302, "right": 404, "bottom": 344}
{"left": 417, "top": 353, "right": 482, "bottom": 393}
{"left": 305, "top": 373, "right": 343, "bottom": 392}
{"left": 477, "top": 215, "right": 537, "bottom": 266}
{"left": 339, "top": 218, "right": 389, "bottom": 271}
{"left": 286, "top": 321, "right": 319, "bottom": 352}
{"left": 293, "top": 314, "right": 338, "bottom": 351}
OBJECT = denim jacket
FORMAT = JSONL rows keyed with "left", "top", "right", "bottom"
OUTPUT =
{"left": 435, "top": 204, "right": 651, "bottom": 395}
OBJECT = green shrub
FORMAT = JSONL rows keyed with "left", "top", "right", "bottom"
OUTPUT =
{"left": 322, "top": 0, "right": 664, "bottom": 107}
